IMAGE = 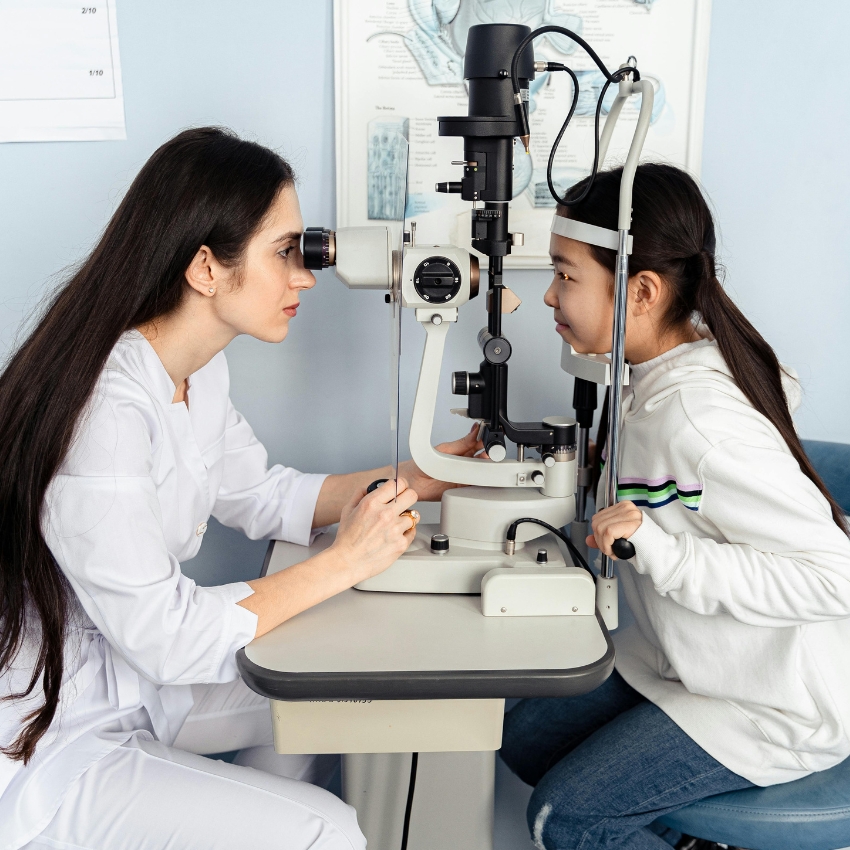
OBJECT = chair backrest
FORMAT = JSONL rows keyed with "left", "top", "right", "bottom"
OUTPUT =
{"left": 802, "top": 440, "right": 850, "bottom": 515}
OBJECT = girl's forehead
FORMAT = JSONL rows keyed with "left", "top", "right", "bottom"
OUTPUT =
{"left": 549, "top": 233, "right": 590, "bottom": 268}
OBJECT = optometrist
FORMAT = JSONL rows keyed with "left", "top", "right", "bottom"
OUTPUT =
{"left": 0, "top": 128, "right": 483, "bottom": 850}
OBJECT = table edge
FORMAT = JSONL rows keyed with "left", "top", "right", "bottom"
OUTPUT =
{"left": 237, "top": 612, "right": 615, "bottom": 701}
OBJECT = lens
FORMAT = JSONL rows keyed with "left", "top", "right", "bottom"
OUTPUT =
{"left": 302, "top": 227, "right": 335, "bottom": 269}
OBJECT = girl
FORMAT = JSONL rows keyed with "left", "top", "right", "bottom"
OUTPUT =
{"left": 500, "top": 163, "right": 850, "bottom": 849}
{"left": 0, "top": 127, "right": 480, "bottom": 850}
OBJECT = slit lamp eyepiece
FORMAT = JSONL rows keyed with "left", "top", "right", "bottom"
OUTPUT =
{"left": 302, "top": 227, "right": 336, "bottom": 270}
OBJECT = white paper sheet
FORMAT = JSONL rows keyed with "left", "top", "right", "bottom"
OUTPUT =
{"left": 0, "top": 0, "right": 126, "bottom": 143}
{"left": 335, "top": 0, "right": 712, "bottom": 268}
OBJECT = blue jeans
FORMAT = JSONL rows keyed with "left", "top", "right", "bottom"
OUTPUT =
{"left": 500, "top": 671, "right": 754, "bottom": 849}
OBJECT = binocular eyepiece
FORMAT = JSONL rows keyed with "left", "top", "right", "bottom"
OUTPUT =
{"left": 302, "top": 227, "right": 336, "bottom": 270}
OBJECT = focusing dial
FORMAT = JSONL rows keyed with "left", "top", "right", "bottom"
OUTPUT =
{"left": 413, "top": 256, "right": 462, "bottom": 304}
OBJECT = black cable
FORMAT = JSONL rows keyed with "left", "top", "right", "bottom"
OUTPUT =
{"left": 546, "top": 66, "right": 634, "bottom": 207}
{"left": 400, "top": 752, "right": 418, "bottom": 850}
{"left": 506, "top": 518, "right": 594, "bottom": 579}
{"left": 510, "top": 25, "right": 637, "bottom": 95}
{"left": 509, "top": 26, "right": 640, "bottom": 207}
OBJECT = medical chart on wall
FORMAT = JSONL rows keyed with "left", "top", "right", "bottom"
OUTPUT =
{"left": 0, "top": 0, "right": 126, "bottom": 143}
{"left": 335, "top": 0, "right": 712, "bottom": 267}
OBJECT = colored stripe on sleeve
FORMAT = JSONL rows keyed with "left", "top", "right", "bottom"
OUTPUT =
{"left": 617, "top": 476, "right": 702, "bottom": 511}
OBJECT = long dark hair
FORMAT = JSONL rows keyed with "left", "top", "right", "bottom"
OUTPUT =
{"left": 565, "top": 163, "right": 848, "bottom": 532}
{"left": 0, "top": 127, "right": 295, "bottom": 762}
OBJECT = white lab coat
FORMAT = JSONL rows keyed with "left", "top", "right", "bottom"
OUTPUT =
{"left": 0, "top": 330, "right": 330, "bottom": 849}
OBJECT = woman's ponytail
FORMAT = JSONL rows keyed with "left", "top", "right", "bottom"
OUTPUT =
{"left": 560, "top": 163, "right": 848, "bottom": 534}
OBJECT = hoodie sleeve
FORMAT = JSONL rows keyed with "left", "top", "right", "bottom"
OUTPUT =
{"left": 627, "top": 438, "right": 850, "bottom": 627}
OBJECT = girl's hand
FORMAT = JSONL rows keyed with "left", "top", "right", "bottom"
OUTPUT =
{"left": 398, "top": 423, "right": 486, "bottom": 502}
{"left": 587, "top": 501, "right": 643, "bottom": 558}
{"left": 332, "top": 477, "right": 419, "bottom": 583}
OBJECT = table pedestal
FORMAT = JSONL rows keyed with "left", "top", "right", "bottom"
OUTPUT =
{"left": 271, "top": 698, "right": 504, "bottom": 850}
{"left": 342, "top": 751, "right": 495, "bottom": 850}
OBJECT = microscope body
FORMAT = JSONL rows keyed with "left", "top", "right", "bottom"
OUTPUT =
{"left": 303, "top": 24, "right": 596, "bottom": 608}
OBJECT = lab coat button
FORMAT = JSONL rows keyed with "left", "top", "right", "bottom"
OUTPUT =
{"left": 196, "top": 522, "right": 208, "bottom": 537}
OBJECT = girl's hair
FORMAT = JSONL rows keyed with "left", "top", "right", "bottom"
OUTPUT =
{"left": 563, "top": 163, "right": 848, "bottom": 532}
{"left": 0, "top": 127, "right": 295, "bottom": 763}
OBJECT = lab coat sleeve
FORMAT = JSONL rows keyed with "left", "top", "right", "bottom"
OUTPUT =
{"left": 212, "top": 399, "right": 328, "bottom": 546}
{"left": 44, "top": 383, "right": 258, "bottom": 686}
{"left": 627, "top": 439, "right": 850, "bottom": 627}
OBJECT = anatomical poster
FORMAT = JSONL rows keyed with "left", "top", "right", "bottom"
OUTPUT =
{"left": 334, "top": 0, "right": 712, "bottom": 267}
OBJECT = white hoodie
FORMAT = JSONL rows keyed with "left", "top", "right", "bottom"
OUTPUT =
{"left": 611, "top": 336, "right": 850, "bottom": 786}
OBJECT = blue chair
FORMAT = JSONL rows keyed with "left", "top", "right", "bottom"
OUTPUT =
{"left": 656, "top": 440, "right": 850, "bottom": 849}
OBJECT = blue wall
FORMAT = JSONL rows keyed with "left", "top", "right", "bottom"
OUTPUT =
{"left": 1, "top": 0, "right": 847, "bottom": 584}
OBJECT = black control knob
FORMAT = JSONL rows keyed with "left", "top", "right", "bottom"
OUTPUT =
{"left": 477, "top": 328, "right": 512, "bottom": 365}
{"left": 366, "top": 478, "right": 389, "bottom": 494}
{"left": 452, "top": 371, "right": 469, "bottom": 395}
{"left": 536, "top": 548, "right": 548, "bottom": 564}
{"left": 612, "top": 538, "right": 636, "bottom": 560}
{"left": 452, "top": 371, "right": 484, "bottom": 396}
{"left": 431, "top": 533, "right": 450, "bottom": 554}
{"left": 485, "top": 432, "right": 507, "bottom": 463}
{"left": 413, "top": 257, "right": 462, "bottom": 303}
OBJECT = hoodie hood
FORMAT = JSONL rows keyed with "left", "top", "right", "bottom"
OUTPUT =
{"left": 625, "top": 336, "right": 802, "bottom": 421}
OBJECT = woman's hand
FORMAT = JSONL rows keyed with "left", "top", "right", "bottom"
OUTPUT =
{"left": 331, "top": 477, "right": 419, "bottom": 583}
{"left": 587, "top": 501, "right": 642, "bottom": 558}
{"left": 398, "top": 422, "right": 485, "bottom": 501}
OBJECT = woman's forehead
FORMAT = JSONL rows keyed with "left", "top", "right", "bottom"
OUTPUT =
{"left": 261, "top": 184, "right": 303, "bottom": 235}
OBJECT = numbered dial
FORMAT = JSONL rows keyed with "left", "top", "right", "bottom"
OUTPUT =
{"left": 413, "top": 257, "right": 462, "bottom": 304}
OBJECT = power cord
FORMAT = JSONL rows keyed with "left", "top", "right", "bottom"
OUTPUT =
{"left": 505, "top": 517, "right": 594, "bottom": 579}
{"left": 400, "top": 752, "right": 418, "bottom": 850}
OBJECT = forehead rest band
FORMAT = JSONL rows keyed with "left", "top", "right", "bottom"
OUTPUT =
{"left": 550, "top": 216, "right": 633, "bottom": 255}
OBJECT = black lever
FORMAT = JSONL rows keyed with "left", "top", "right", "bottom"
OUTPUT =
{"left": 612, "top": 538, "right": 636, "bottom": 560}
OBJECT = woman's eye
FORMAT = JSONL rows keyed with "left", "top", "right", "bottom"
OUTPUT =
{"left": 278, "top": 247, "right": 293, "bottom": 259}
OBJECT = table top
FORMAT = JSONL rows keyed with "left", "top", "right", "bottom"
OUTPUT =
{"left": 238, "top": 529, "right": 613, "bottom": 701}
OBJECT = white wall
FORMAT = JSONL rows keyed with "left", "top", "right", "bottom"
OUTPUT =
{"left": 1, "top": 0, "right": 847, "bottom": 582}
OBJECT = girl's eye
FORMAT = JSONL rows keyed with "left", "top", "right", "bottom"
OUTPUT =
{"left": 558, "top": 272, "right": 570, "bottom": 281}
{"left": 278, "top": 246, "right": 293, "bottom": 259}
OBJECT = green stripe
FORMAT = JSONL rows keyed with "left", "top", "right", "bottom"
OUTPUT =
{"left": 616, "top": 485, "right": 702, "bottom": 509}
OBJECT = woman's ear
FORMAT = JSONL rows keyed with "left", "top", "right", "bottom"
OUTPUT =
{"left": 184, "top": 246, "right": 220, "bottom": 297}
{"left": 630, "top": 270, "right": 664, "bottom": 316}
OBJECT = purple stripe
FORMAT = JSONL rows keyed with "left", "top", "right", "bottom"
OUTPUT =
{"left": 618, "top": 476, "right": 702, "bottom": 490}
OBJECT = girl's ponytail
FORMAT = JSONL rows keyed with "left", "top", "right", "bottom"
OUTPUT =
{"left": 560, "top": 163, "right": 848, "bottom": 534}
{"left": 695, "top": 254, "right": 848, "bottom": 531}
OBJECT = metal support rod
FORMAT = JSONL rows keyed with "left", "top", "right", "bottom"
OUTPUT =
{"left": 601, "top": 229, "right": 631, "bottom": 579}
{"left": 575, "top": 425, "right": 589, "bottom": 523}
{"left": 487, "top": 255, "right": 504, "bottom": 337}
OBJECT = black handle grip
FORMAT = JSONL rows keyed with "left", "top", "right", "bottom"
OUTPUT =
{"left": 611, "top": 538, "right": 636, "bottom": 560}
{"left": 366, "top": 478, "right": 389, "bottom": 494}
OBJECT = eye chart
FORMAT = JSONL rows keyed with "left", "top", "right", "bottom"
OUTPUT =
{"left": 0, "top": 0, "right": 125, "bottom": 142}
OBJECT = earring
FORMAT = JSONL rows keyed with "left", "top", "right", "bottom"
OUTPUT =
{"left": 208, "top": 288, "right": 215, "bottom": 294}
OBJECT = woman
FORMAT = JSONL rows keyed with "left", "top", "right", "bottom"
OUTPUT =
{"left": 0, "top": 127, "right": 481, "bottom": 850}
{"left": 500, "top": 163, "right": 850, "bottom": 849}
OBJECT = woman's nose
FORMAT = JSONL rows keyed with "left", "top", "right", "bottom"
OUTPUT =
{"left": 293, "top": 264, "right": 316, "bottom": 291}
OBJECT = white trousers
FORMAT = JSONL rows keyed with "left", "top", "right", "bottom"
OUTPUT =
{"left": 23, "top": 679, "right": 360, "bottom": 850}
